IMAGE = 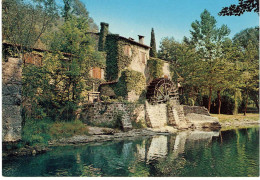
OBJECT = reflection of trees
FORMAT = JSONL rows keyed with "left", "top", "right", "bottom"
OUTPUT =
{"left": 80, "top": 165, "right": 102, "bottom": 177}
{"left": 3, "top": 128, "right": 259, "bottom": 177}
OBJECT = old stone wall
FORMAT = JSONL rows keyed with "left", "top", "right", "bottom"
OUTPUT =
{"left": 145, "top": 101, "right": 167, "bottom": 128}
{"left": 80, "top": 102, "right": 145, "bottom": 130}
{"left": 2, "top": 57, "right": 22, "bottom": 142}
{"left": 183, "top": 105, "right": 210, "bottom": 116}
{"left": 162, "top": 62, "right": 171, "bottom": 79}
{"left": 128, "top": 46, "right": 149, "bottom": 77}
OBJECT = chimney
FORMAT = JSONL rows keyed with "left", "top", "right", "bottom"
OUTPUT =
{"left": 98, "top": 22, "right": 109, "bottom": 51}
{"left": 138, "top": 35, "right": 144, "bottom": 44}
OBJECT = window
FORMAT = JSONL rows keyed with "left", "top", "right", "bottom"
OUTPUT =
{"left": 92, "top": 67, "right": 101, "bottom": 79}
{"left": 140, "top": 52, "right": 146, "bottom": 64}
{"left": 124, "top": 45, "right": 131, "bottom": 56}
{"left": 23, "top": 53, "right": 42, "bottom": 66}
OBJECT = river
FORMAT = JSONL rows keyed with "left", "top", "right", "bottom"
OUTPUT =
{"left": 2, "top": 127, "right": 259, "bottom": 177}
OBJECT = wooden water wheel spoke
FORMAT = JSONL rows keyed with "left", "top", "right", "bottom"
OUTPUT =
{"left": 146, "top": 78, "right": 179, "bottom": 104}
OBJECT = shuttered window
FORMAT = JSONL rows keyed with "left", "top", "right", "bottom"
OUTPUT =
{"left": 92, "top": 67, "right": 101, "bottom": 79}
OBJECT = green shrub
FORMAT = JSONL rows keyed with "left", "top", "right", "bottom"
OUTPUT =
{"left": 132, "top": 119, "right": 146, "bottom": 129}
{"left": 22, "top": 118, "right": 89, "bottom": 146}
{"left": 49, "top": 120, "right": 89, "bottom": 139}
{"left": 22, "top": 118, "right": 51, "bottom": 146}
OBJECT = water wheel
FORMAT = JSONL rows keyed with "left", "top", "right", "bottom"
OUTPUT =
{"left": 146, "top": 78, "right": 179, "bottom": 103}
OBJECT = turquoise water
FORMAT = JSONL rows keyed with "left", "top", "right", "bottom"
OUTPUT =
{"left": 2, "top": 127, "right": 259, "bottom": 177}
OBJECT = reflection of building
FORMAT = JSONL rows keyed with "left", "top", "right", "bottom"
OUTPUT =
{"left": 147, "top": 136, "right": 168, "bottom": 161}
{"left": 136, "top": 130, "right": 220, "bottom": 163}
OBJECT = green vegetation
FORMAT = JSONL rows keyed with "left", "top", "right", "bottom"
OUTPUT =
{"left": 149, "top": 28, "right": 157, "bottom": 58}
{"left": 105, "top": 35, "right": 137, "bottom": 81}
{"left": 2, "top": 0, "right": 106, "bottom": 147}
{"left": 2, "top": 0, "right": 58, "bottom": 53}
{"left": 159, "top": 9, "right": 259, "bottom": 115}
{"left": 147, "top": 58, "right": 164, "bottom": 79}
{"left": 219, "top": 0, "right": 259, "bottom": 16}
{"left": 131, "top": 118, "right": 147, "bottom": 129}
{"left": 115, "top": 69, "right": 146, "bottom": 98}
{"left": 22, "top": 118, "right": 88, "bottom": 146}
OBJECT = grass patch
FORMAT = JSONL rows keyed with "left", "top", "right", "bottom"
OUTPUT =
{"left": 49, "top": 120, "right": 89, "bottom": 139}
{"left": 211, "top": 113, "right": 259, "bottom": 123}
{"left": 22, "top": 118, "right": 89, "bottom": 146}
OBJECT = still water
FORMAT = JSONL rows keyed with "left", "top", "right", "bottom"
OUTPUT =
{"left": 2, "top": 127, "right": 259, "bottom": 177}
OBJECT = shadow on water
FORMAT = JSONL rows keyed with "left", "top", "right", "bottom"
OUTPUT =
{"left": 2, "top": 127, "right": 259, "bottom": 177}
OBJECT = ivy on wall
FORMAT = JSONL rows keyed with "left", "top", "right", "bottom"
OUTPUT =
{"left": 98, "top": 22, "right": 109, "bottom": 51}
{"left": 147, "top": 57, "right": 164, "bottom": 79}
{"left": 99, "top": 69, "right": 146, "bottom": 100}
{"left": 105, "top": 34, "right": 137, "bottom": 81}
{"left": 105, "top": 34, "right": 120, "bottom": 81}
{"left": 115, "top": 69, "right": 146, "bottom": 98}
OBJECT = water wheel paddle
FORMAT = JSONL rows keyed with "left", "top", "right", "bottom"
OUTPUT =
{"left": 146, "top": 78, "right": 179, "bottom": 103}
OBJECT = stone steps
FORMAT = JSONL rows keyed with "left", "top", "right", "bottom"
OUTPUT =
{"left": 145, "top": 101, "right": 167, "bottom": 128}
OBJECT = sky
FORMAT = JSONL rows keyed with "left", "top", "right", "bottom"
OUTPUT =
{"left": 81, "top": 0, "right": 258, "bottom": 49}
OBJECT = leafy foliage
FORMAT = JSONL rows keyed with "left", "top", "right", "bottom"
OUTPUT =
{"left": 2, "top": 0, "right": 58, "bottom": 52}
{"left": 149, "top": 28, "right": 157, "bottom": 58}
{"left": 115, "top": 69, "right": 146, "bottom": 98}
{"left": 105, "top": 35, "right": 137, "bottom": 81}
{"left": 219, "top": 0, "right": 259, "bottom": 16}
{"left": 22, "top": 118, "right": 89, "bottom": 146}
{"left": 22, "top": 15, "right": 105, "bottom": 121}
{"left": 147, "top": 58, "right": 164, "bottom": 79}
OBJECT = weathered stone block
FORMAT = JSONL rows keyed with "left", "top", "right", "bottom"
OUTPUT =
{"left": 2, "top": 105, "right": 22, "bottom": 142}
{"left": 185, "top": 113, "right": 221, "bottom": 129}
{"left": 183, "top": 105, "right": 210, "bottom": 116}
{"left": 2, "top": 84, "right": 21, "bottom": 95}
{"left": 145, "top": 101, "right": 167, "bottom": 128}
{"left": 2, "top": 94, "right": 22, "bottom": 105}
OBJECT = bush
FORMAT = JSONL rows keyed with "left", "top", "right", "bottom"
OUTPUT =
{"left": 49, "top": 120, "right": 89, "bottom": 139}
{"left": 132, "top": 119, "right": 147, "bottom": 129}
{"left": 22, "top": 118, "right": 52, "bottom": 146}
{"left": 22, "top": 118, "right": 89, "bottom": 146}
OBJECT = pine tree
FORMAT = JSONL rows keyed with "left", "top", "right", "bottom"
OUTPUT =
{"left": 190, "top": 9, "right": 230, "bottom": 112}
{"left": 150, "top": 28, "right": 157, "bottom": 58}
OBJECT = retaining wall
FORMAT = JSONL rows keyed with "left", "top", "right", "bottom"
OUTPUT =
{"left": 2, "top": 57, "right": 22, "bottom": 142}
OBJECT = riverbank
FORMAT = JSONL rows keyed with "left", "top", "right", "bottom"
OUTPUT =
{"left": 3, "top": 113, "right": 259, "bottom": 157}
{"left": 2, "top": 127, "right": 175, "bottom": 157}
{"left": 212, "top": 113, "right": 259, "bottom": 130}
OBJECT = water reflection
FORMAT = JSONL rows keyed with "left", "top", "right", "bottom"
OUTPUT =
{"left": 2, "top": 127, "right": 259, "bottom": 177}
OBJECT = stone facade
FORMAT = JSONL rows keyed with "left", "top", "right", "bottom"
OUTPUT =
{"left": 128, "top": 45, "right": 149, "bottom": 76}
{"left": 145, "top": 101, "right": 168, "bottom": 128}
{"left": 80, "top": 102, "right": 137, "bottom": 130}
{"left": 183, "top": 105, "right": 210, "bottom": 116}
{"left": 2, "top": 57, "right": 22, "bottom": 142}
{"left": 162, "top": 62, "right": 171, "bottom": 79}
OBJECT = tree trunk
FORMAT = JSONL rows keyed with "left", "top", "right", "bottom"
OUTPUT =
{"left": 208, "top": 87, "right": 212, "bottom": 112}
{"left": 244, "top": 90, "right": 249, "bottom": 116}
{"left": 217, "top": 90, "right": 221, "bottom": 114}
{"left": 232, "top": 89, "right": 238, "bottom": 115}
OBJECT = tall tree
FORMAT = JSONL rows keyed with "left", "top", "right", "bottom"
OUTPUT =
{"left": 233, "top": 27, "right": 259, "bottom": 114}
{"left": 62, "top": 0, "right": 98, "bottom": 32}
{"left": 158, "top": 37, "right": 178, "bottom": 62}
{"left": 2, "top": 0, "right": 58, "bottom": 54}
{"left": 219, "top": 0, "right": 259, "bottom": 16}
{"left": 150, "top": 28, "right": 157, "bottom": 58}
{"left": 63, "top": 0, "right": 72, "bottom": 21}
{"left": 190, "top": 9, "right": 230, "bottom": 112}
